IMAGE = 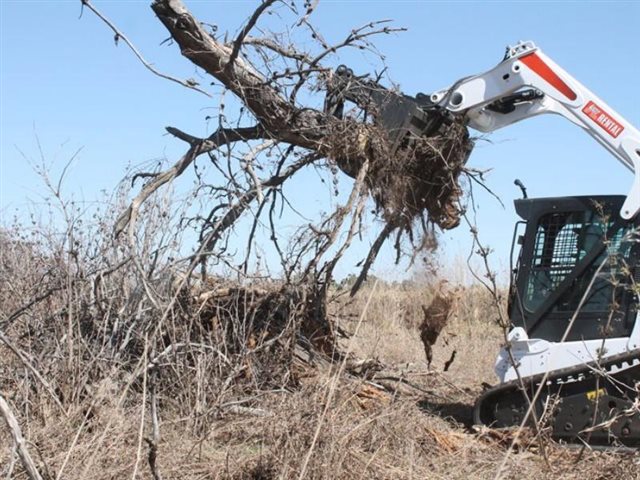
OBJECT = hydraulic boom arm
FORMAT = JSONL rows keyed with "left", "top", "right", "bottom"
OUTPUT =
{"left": 430, "top": 41, "right": 640, "bottom": 220}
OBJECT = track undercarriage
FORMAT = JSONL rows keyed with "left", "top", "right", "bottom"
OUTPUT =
{"left": 475, "top": 350, "right": 640, "bottom": 447}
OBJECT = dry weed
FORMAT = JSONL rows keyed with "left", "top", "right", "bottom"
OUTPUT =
{"left": 2, "top": 201, "right": 638, "bottom": 480}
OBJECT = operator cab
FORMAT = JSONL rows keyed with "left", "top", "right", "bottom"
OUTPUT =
{"left": 508, "top": 195, "right": 639, "bottom": 342}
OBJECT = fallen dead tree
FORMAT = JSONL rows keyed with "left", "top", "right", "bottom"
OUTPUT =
{"left": 2, "top": 2, "right": 479, "bottom": 475}
{"left": 73, "top": 1, "right": 477, "bottom": 375}
{"left": 81, "top": 0, "right": 474, "bottom": 289}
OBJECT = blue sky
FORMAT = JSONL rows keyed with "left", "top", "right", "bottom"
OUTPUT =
{"left": 1, "top": 0, "right": 639, "bottom": 281}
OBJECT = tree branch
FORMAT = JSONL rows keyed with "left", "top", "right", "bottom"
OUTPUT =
{"left": 199, "top": 152, "right": 320, "bottom": 255}
{"left": 226, "top": 0, "right": 277, "bottom": 73}
{"left": 0, "top": 394, "right": 44, "bottom": 480}
{"left": 350, "top": 221, "right": 397, "bottom": 296}
{"left": 150, "top": 0, "right": 343, "bottom": 150}
{"left": 81, "top": 0, "right": 211, "bottom": 96}
{"left": 244, "top": 36, "right": 313, "bottom": 64}
{"left": 115, "top": 125, "right": 266, "bottom": 236}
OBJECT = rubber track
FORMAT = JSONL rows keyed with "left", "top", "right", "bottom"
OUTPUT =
{"left": 474, "top": 349, "right": 640, "bottom": 447}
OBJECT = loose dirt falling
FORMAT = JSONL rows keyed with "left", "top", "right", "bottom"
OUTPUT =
{"left": 420, "top": 282, "right": 461, "bottom": 366}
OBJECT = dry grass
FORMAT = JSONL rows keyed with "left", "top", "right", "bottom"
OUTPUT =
{"left": 1, "top": 218, "right": 639, "bottom": 480}
{"left": 339, "top": 282, "right": 500, "bottom": 384}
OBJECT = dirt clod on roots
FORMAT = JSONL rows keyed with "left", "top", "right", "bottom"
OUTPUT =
{"left": 374, "top": 120, "right": 472, "bottom": 230}
{"left": 326, "top": 117, "right": 474, "bottom": 232}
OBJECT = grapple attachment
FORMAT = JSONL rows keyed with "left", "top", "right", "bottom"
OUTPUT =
{"left": 324, "top": 65, "right": 453, "bottom": 155}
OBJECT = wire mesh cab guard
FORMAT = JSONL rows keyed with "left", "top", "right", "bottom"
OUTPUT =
{"left": 508, "top": 195, "right": 639, "bottom": 342}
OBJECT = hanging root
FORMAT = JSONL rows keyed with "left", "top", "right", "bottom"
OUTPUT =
{"left": 325, "top": 117, "right": 472, "bottom": 230}
{"left": 370, "top": 119, "right": 472, "bottom": 231}
{"left": 325, "top": 115, "right": 473, "bottom": 253}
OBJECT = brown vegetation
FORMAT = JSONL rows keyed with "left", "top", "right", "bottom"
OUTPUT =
{"left": 2, "top": 221, "right": 639, "bottom": 479}
{"left": 2, "top": 2, "right": 639, "bottom": 479}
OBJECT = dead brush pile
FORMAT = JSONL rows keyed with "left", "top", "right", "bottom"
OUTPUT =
{"left": 0, "top": 215, "right": 359, "bottom": 478}
{"left": 179, "top": 277, "right": 338, "bottom": 390}
{"left": 0, "top": 226, "right": 334, "bottom": 405}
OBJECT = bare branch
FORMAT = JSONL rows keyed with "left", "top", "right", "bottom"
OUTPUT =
{"left": 81, "top": 0, "right": 211, "bottom": 97}
{"left": 296, "top": 0, "right": 320, "bottom": 27}
{"left": 165, "top": 126, "right": 202, "bottom": 145}
{"left": 150, "top": 0, "right": 343, "bottom": 151}
{"left": 241, "top": 139, "right": 275, "bottom": 203}
{"left": 244, "top": 35, "right": 313, "bottom": 63}
{"left": 199, "top": 152, "right": 320, "bottom": 255}
{"left": 350, "top": 221, "right": 396, "bottom": 296}
{"left": 115, "top": 125, "right": 266, "bottom": 236}
{"left": 289, "top": 20, "right": 406, "bottom": 101}
{"left": 0, "top": 331, "right": 65, "bottom": 413}
{"left": 145, "top": 377, "right": 162, "bottom": 480}
{"left": 226, "top": 0, "right": 277, "bottom": 73}
{"left": 0, "top": 394, "right": 44, "bottom": 480}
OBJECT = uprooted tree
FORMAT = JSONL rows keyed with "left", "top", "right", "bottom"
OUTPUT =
{"left": 81, "top": 0, "right": 475, "bottom": 365}
{"left": 0, "top": 2, "right": 481, "bottom": 476}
